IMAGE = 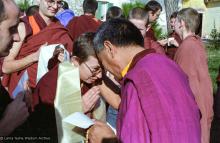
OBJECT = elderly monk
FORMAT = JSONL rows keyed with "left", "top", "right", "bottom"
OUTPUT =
{"left": 88, "top": 18, "right": 201, "bottom": 143}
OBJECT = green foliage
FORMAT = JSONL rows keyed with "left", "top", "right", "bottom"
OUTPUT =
{"left": 151, "top": 22, "right": 165, "bottom": 39}
{"left": 17, "top": 0, "right": 30, "bottom": 12}
{"left": 121, "top": 1, "right": 145, "bottom": 18}
{"left": 121, "top": 1, "right": 164, "bottom": 39}
{"left": 210, "top": 28, "right": 218, "bottom": 41}
{"left": 209, "top": 20, "right": 220, "bottom": 49}
{"left": 206, "top": 43, "right": 220, "bottom": 93}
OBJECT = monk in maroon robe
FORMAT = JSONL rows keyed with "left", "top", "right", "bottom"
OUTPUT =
{"left": 31, "top": 33, "right": 102, "bottom": 141}
{"left": 2, "top": 0, "right": 73, "bottom": 95}
{"left": 174, "top": 8, "right": 213, "bottom": 143}
{"left": 88, "top": 18, "right": 201, "bottom": 143}
{"left": 4, "top": 22, "right": 73, "bottom": 96}
{"left": 166, "top": 31, "right": 181, "bottom": 59}
{"left": 66, "top": 0, "right": 101, "bottom": 43}
{"left": 144, "top": 1, "right": 165, "bottom": 55}
{"left": 166, "top": 11, "right": 182, "bottom": 59}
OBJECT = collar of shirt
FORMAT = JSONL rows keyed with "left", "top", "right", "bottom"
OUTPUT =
{"left": 121, "top": 61, "right": 132, "bottom": 78}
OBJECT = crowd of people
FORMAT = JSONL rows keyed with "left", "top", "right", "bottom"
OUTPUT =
{"left": 0, "top": 0, "right": 219, "bottom": 143}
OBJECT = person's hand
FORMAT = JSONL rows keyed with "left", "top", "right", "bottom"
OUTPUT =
{"left": 53, "top": 46, "right": 65, "bottom": 63}
{"left": 23, "top": 81, "right": 33, "bottom": 111}
{"left": 157, "top": 39, "right": 168, "bottom": 46}
{"left": 57, "top": 52, "right": 64, "bottom": 62}
{"left": 169, "top": 38, "right": 179, "bottom": 47}
{"left": 82, "top": 86, "right": 100, "bottom": 113}
{"left": 0, "top": 93, "right": 29, "bottom": 136}
{"left": 88, "top": 120, "right": 117, "bottom": 143}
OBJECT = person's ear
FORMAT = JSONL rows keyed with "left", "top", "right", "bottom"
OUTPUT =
{"left": 180, "top": 19, "right": 185, "bottom": 29}
{"left": 71, "top": 56, "right": 80, "bottom": 66}
{"left": 103, "top": 40, "right": 116, "bottom": 59}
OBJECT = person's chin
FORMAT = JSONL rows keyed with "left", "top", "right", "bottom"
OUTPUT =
{"left": 83, "top": 79, "right": 93, "bottom": 84}
{"left": 49, "top": 10, "right": 57, "bottom": 15}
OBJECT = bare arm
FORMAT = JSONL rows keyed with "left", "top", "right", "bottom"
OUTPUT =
{"left": 98, "top": 75, "right": 121, "bottom": 110}
{"left": 2, "top": 22, "right": 39, "bottom": 74}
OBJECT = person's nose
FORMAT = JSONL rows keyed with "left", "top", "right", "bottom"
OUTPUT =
{"left": 52, "top": 2, "right": 58, "bottom": 9}
{"left": 96, "top": 71, "right": 102, "bottom": 79}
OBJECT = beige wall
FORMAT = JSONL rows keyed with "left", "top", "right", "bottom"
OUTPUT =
{"left": 202, "top": 2, "right": 220, "bottom": 38}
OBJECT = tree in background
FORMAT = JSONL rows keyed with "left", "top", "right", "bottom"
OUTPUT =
{"left": 164, "top": 0, "right": 179, "bottom": 33}
{"left": 17, "top": 0, "right": 30, "bottom": 12}
{"left": 210, "top": 20, "right": 220, "bottom": 49}
{"left": 122, "top": 1, "right": 145, "bottom": 18}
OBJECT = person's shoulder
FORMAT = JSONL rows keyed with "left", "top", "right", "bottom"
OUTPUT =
{"left": 180, "top": 35, "right": 202, "bottom": 50}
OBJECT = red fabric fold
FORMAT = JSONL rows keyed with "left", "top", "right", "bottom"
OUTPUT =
{"left": 67, "top": 15, "right": 102, "bottom": 42}
{"left": 3, "top": 22, "right": 73, "bottom": 96}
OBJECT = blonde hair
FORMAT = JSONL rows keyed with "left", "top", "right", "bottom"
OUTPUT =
{"left": 177, "top": 8, "right": 200, "bottom": 33}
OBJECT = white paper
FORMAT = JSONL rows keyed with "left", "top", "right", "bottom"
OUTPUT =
{"left": 36, "top": 44, "right": 70, "bottom": 83}
{"left": 63, "top": 112, "right": 117, "bottom": 134}
{"left": 63, "top": 112, "right": 94, "bottom": 129}
{"left": 107, "top": 122, "right": 117, "bottom": 135}
{"left": 12, "top": 70, "right": 28, "bottom": 99}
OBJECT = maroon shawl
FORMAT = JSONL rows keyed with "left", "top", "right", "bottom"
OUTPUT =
{"left": 3, "top": 22, "right": 73, "bottom": 96}
{"left": 67, "top": 14, "right": 102, "bottom": 42}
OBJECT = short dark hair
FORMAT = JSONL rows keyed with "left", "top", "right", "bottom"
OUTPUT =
{"left": 170, "top": 11, "right": 178, "bottom": 19}
{"left": 106, "top": 6, "right": 125, "bottom": 20}
{"left": 0, "top": 0, "right": 7, "bottom": 23}
{"left": 62, "top": 1, "right": 69, "bottom": 10}
{"left": 94, "top": 18, "right": 144, "bottom": 54}
{"left": 26, "top": 5, "right": 39, "bottom": 16}
{"left": 128, "top": 7, "right": 148, "bottom": 21}
{"left": 73, "top": 32, "right": 96, "bottom": 63}
{"left": 83, "top": 0, "right": 98, "bottom": 15}
{"left": 145, "top": 1, "right": 162, "bottom": 14}
{"left": 177, "top": 8, "right": 200, "bottom": 33}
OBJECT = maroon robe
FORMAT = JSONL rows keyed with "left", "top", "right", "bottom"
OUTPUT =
{"left": 33, "top": 65, "right": 58, "bottom": 107}
{"left": 33, "top": 64, "right": 92, "bottom": 108}
{"left": 66, "top": 14, "right": 102, "bottom": 42}
{"left": 3, "top": 22, "right": 73, "bottom": 96}
{"left": 21, "top": 12, "right": 48, "bottom": 40}
{"left": 118, "top": 49, "right": 201, "bottom": 143}
{"left": 166, "top": 31, "right": 182, "bottom": 59}
{"left": 174, "top": 35, "right": 213, "bottom": 143}
{"left": 144, "top": 27, "right": 165, "bottom": 55}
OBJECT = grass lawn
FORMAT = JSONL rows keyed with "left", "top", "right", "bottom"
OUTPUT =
{"left": 206, "top": 43, "right": 220, "bottom": 93}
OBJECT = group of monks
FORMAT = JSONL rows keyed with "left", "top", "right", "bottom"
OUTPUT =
{"left": 0, "top": 0, "right": 216, "bottom": 143}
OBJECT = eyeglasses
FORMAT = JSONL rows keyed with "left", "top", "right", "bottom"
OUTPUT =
{"left": 84, "top": 62, "right": 101, "bottom": 77}
{"left": 46, "top": 0, "right": 64, "bottom": 8}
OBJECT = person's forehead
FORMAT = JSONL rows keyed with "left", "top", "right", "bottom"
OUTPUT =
{"left": 130, "top": 19, "right": 146, "bottom": 27}
{"left": 86, "top": 56, "right": 99, "bottom": 63}
{"left": 4, "top": 1, "right": 19, "bottom": 21}
{"left": 170, "top": 18, "right": 176, "bottom": 21}
{"left": 155, "top": 10, "right": 161, "bottom": 15}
